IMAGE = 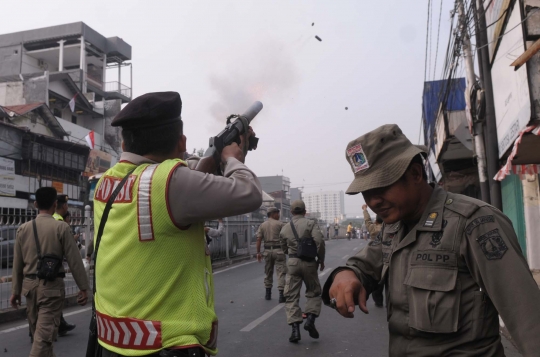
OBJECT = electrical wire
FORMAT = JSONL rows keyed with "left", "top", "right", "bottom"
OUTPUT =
{"left": 432, "top": 0, "right": 444, "bottom": 80}
{"left": 424, "top": 0, "right": 432, "bottom": 83}
{"left": 473, "top": 8, "right": 540, "bottom": 50}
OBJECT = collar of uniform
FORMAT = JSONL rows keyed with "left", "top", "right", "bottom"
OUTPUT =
{"left": 383, "top": 222, "right": 401, "bottom": 233}
{"left": 416, "top": 185, "right": 448, "bottom": 232}
{"left": 119, "top": 152, "right": 158, "bottom": 165}
{"left": 37, "top": 213, "right": 53, "bottom": 218}
{"left": 292, "top": 215, "right": 304, "bottom": 222}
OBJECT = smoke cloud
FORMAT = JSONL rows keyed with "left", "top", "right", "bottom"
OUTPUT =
{"left": 208, "top": 39, "right": 300, "bottom": 123}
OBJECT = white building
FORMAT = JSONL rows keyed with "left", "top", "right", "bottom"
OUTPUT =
{"left": 303, "top": 191, "right": 345, "bottom": 223}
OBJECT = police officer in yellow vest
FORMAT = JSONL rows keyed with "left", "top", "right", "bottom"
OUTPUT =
{"left": 93, "top": 92, "right": 262, "bottom": 357}
{"left": 52, "top": 194, "right": 78, "bottom": 336}
{"left": 256, "top": 207, "right": 286, "bottom": 302}
{"left": 323, "top": 124, "right": 540, "bottom": 356}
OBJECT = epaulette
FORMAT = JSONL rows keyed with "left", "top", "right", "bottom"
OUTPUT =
{"left": 443, "top": 193, "right": 489, "bottom": 218}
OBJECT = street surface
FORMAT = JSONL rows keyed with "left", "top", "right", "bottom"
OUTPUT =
{"left": 0, "top": 239, "right": 523, "bottom": 356}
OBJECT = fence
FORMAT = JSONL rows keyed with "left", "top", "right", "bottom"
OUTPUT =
{"left": 0, "top": 207, "right": 263, "bottom": 311}
{"left": 0, "top": 207, "right": 93, "bottom": 310}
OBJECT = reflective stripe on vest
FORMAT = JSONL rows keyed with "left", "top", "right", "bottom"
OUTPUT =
{"left": 137, "top": 164, "right": 158, "bottom": 241}
{"left": 97, "top": 311, "right": 162, "bottom": 350}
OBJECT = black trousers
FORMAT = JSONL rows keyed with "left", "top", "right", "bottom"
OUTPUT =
{"left": 372, "top": 283, "right": 384, "bottom": 306}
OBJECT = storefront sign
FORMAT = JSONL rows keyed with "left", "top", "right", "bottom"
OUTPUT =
{"left": 84, "top": 149, "right": 112, "bottom": 177}
{"left": 491, "top": 2, "right": 531, "bottom": 157}
{"left": 0, "top": 157, "right": 15, "bottom": 197}
{"left": 52, "top": 181, "right": 64, "bottom": 194}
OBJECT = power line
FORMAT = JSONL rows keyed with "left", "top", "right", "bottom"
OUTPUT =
{"left": 424, "top": 0, "right": 432, "bottom": 83}
{"left": 432, "top": 0, "right": 444, "bottom": 80}
{"left": 473, "top": 7, "right": 540, "bottom": 50}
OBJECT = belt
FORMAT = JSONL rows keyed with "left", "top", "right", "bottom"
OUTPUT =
{"left": 264, "top": 244, "right": 282, "bottom": 250}
{"left": 25, "top": 272, "right": 65, "bottom": 279}
{"left": 102, "top": 346, "right": 205, "bottom": 357}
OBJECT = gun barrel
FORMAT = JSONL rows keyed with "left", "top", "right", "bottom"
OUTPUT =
{"left": 242, "top": 101, "right": 263, "bottom": 123}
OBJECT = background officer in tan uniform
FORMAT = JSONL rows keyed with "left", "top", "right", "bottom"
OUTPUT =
{"left": 280, "top": 200, "right": 325, "bottom": 343}
{"left": 323, "top": 124, "right": 540, "bottom": 357}
{"left": 51, "top": 194, "right": 77, "bottom": 336}
{"left": 10, "top": 187, "right": 89, "bottom": 357}
{"left": 256, "top": 207, "right": 286, "bottom": 302}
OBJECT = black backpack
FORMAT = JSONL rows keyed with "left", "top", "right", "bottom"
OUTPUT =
{"left": 290, "top": 221, "right": 317, "bottom": 261}
{"left": 32, "top": 220, "right": 63, "bottom": 282}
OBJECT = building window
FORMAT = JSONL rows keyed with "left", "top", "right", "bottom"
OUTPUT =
{"left": 71, "top": 115, "right": 77, "bottom": 124}
{"left": 53, "top": 108, "right": 61, "bottom": 117}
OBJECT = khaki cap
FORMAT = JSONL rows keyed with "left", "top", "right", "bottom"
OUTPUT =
{"left": 345, "top": 124, "right": 426, "bottom": 194}
{"left": 291, "top": 200, "right": 306, "bottom": 213}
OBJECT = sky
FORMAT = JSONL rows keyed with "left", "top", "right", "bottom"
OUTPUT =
{"left": 1, "top": 0, "right": 457, "bottom": 217}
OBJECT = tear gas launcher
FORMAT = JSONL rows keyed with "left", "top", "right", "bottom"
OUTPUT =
{"left": 195, "top": 101, "right": 263, "bottom": 175}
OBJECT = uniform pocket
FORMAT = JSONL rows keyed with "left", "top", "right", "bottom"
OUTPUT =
{"left": 42, "top": 290, "right": 62, "bottom": 298}
{"left": 276, "top": 252, "right": 285, "bottom": 262}
{"left": 404, "top": 267, "right": 461, "bottom": 333}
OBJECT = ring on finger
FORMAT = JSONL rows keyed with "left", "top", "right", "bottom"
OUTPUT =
{"left": 329, "top": 297, "right": 337, "bottom": 309}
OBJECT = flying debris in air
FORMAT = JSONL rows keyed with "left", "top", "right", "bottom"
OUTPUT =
{"left": 312, "top": 22, "right": 315, "bottom": 26}
{"left": 315, "top": 35, "right": 322, "bottom": 42}
{"left": 345, "top": 107, "right": 348, "bottom": 110}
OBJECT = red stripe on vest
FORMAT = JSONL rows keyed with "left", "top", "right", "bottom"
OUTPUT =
{"left": 96, "top": 311, "right": 162, "bottom": 350}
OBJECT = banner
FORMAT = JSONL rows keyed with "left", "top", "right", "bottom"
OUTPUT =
{"left": 84, "top": 149, "right": 112, "bottom": 177}
{"left": 0, "top": 157, "right": 16, "bottom": 196}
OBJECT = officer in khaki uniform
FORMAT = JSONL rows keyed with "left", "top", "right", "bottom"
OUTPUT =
{"left": 51, "top": 194, "right": 77, "bottom": 336}
{"left": 280, "top": 200, "right": 325, "bottom": 343}
{"left": 10, "top": 187, "right": 89, "bottom": 357}
{"left": 323, "top": 124, "right": 540, "bottom": 357}
{"left": 256, "top": 207, "right": 286, "bottom": 302}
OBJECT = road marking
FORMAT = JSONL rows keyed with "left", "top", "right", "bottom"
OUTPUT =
{"left": 342, "top": 254, "right": 349, "bottom": 260}
{"left": 0, "top": 306, "right": 92, "bottom": 335}
{"left": 319, "top": 268, "right": 332, "bottom": 277}
{"left": 213, "top": 260, "right": 256, "bottom": 275}
{"left": 353, "top": 247, "right": 359, "bottom": 251}
{"left": 240, "top": 304, "right": 285, "bottom": 332}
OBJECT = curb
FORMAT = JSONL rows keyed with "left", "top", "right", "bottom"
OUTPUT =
{"left": 212, "top": 255, "right": 254, "bottom": 270}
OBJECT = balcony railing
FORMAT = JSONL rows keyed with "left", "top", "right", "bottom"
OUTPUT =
{"left": 104, "top": 81, "right": 132, "bottom": 99}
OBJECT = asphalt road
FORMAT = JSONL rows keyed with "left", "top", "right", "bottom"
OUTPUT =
{"left": 0, "top": 239, "right": 523, "bottom": 356}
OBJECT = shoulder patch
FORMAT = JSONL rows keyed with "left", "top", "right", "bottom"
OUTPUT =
{"left": 476, "top": 229, "right": 508, "bottom": 260}
{"left": 443, "top": 194, "right": 484, "bottom": 218}
{"left": 465, "top": 215, "right": 494, "bottom": 235}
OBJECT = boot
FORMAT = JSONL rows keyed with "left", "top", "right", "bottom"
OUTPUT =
{"left": 278, "top": 290, "right": 285, "bottom": 303}
{"left": 58, "top": 315, "right": 76, "bottom": 336}
{"left": 289, "top": 322, "right": 301, "bottom": 343}
{"left": 304, "top": 313, "right": 319, "bottom": 339}
{"left": 265, "top": 288, "right": 271, "bottom": 300}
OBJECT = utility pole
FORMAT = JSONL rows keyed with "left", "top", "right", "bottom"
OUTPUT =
{"left": 475, "top": 0, "right": 503, "bottom": 210}
{"left": 457, "top": 0, "right": 490, "bottom": 203}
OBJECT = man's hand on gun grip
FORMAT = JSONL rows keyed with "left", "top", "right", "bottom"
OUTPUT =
{"left": 221, "top": 126, "right": 256, "bottom": 164}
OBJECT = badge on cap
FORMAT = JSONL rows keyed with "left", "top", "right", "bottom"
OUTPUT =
{"left": 347, "top": 144, "right": 369, "bottom": 173}
{"left": 424, "top": 212, "right": 438, "bottom": 227}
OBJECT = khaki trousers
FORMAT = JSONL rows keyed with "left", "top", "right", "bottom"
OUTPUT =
{"left": 263, "top": 248, "right": 286, "bottom": 290}
{"left": 284, "top": 257, "right": 322, "bottom": 325}
{"left": 23, "top": 277, "right": 65, "bottom": 357}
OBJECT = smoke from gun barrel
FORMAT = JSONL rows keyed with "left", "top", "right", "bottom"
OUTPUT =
{"left": 242, "top": 101, "right": 263, "bottom": 123}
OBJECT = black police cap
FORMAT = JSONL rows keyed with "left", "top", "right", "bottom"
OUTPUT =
{"left": 57, "top": 194, "right": 69, "bottom": 204}
{"left": 111, "top": 92, "right": 182, "bottom": 129}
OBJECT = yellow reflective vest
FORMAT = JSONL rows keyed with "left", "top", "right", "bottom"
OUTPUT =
{"left": 53, "top": 212, "right": 64, "bottom": 221}
{"left": 93, "top": 159, "right": 217, "bottom": 356}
